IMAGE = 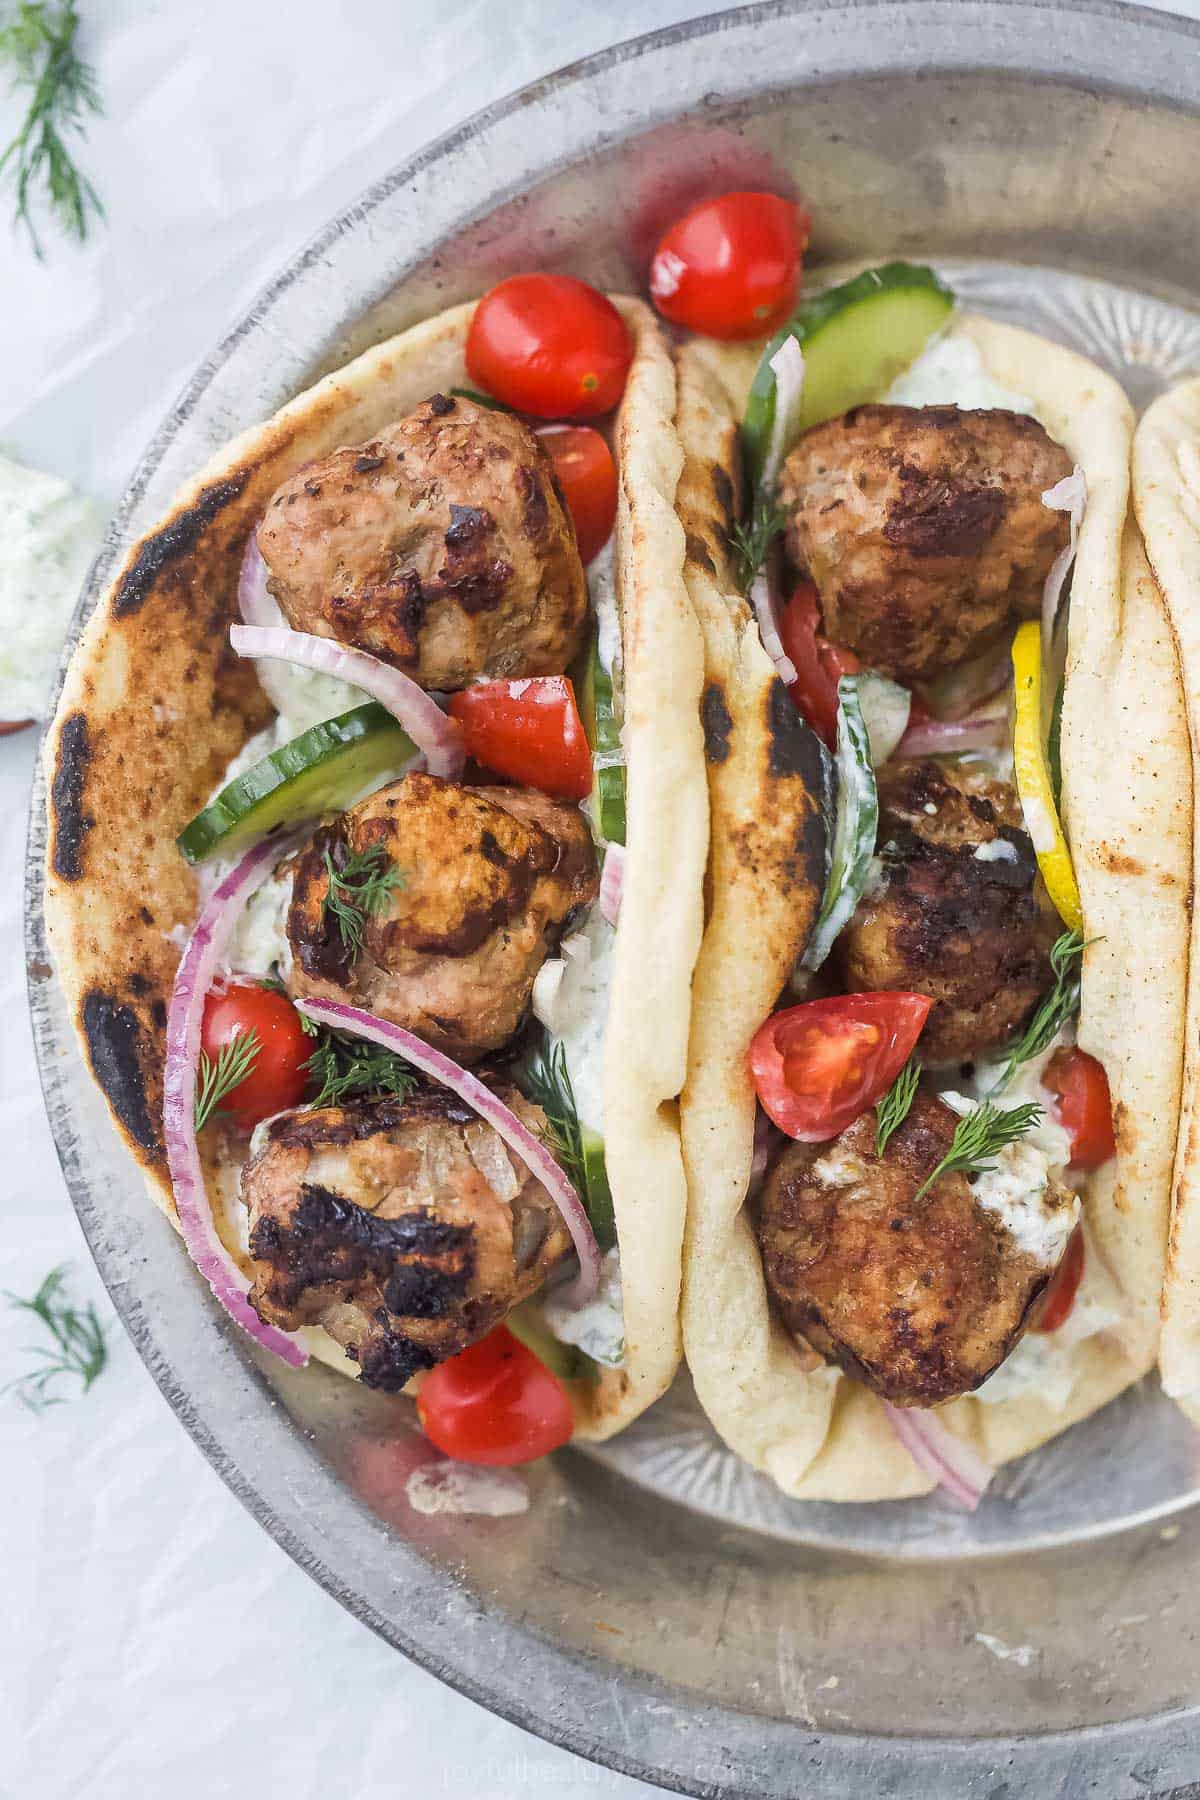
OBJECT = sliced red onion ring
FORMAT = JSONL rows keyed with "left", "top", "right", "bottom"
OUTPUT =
{"left": 760, "top": 335, "right": 807, "bottom": 494}
{"left": 295, "top": 998, "right": 601, "bottom": 1306}
{"left": 884, "top": 1402, "right": 993, "bottom": 1511}
{"left": 230, "top": 623, "right": 465, "bottom": 780}
{"left": 924, "top": 641, "right": 1013, "bottom": 722}
{"left": 163, "top": 833, "right": 310, "bottom": 1368}
{"left": 598, "top": 843, "right": 625, "bottom": 925}
{"left": 1041, "top": 466, "right": 1087, "bottom": 649}
{"left": 899, "top": 701, "right": 1010, "bottom": 757}
{"left": 237, "top": 532, "right": 275, "bottom": 627}
{"left": 750, "top": 552, "right": 798, "bottom": 688}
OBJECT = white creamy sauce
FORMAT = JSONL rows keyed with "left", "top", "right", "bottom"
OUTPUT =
{"left": 885, "top": 333, "right": 1036, "bottom": 418}
{"left": 974, "top": 838, "right": 1019, "bottom": 863}
{"left": 531, "top": 905, "right": 614, "bottom": 1136}
{"left": 404, "top": 1459, "right": 529, "bottom": 1517}
{"left": 245, "top": 582, "right": 368, "bottom": 731}
{"left": 0, "top": 454, "right": 103, "bottom": 721}
{"left": 588, "top": 538, "right": 622, "bottom": 679}
{"left": 223, "top": 867, "right": 295, "bottom": 980}
{"left": 968, "top": 1137, "right": 1078, "bottom": 1265}
{"left": 542, "top": 1247, "right": 625, "bottom": 1366}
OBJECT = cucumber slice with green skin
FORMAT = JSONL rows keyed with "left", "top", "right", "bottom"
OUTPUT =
{"left": 742, "top": 263, "right": 955, "bottom": 494}
{"left": 580, "top": 1125, "right": 616, "bottom": 1252}
{"left": 579, "top": 626, "right": 626, "bottom": 846}
{"left": 801, "top": 675, "right": 879, "bottom": 973}
{"left": 176, "top": 703, "right": 416, "bottom": 865}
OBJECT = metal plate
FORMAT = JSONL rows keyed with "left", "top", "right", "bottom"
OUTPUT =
{"left": 26, "top": 5, "right": 1200, "bottom": 1795}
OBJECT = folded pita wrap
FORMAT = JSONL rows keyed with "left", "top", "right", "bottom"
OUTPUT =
{"left": 677, "top": 315, "right": 1190, "bottom": 1497}
{"left": 43, "top": 296, "right": 708, "bottom": 1441}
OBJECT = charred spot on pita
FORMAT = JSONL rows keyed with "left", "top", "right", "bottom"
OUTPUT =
{"left": 81, "top": 989, "right": 160, "bottom": 1158}
{"left": 111, "top": 472, "right": 248, "bottom": 619}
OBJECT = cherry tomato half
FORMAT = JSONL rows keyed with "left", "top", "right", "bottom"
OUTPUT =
{"left": 750, "top": 991, "right": 932, "bottom": 1143}
{"left": 1044, "top": 1047, "right": 1116, "bottom": 1169}
{"left": 417, "top": 1325, "right": 574, "bottom": 1466}
{"left": 466, "top": 274, "right": 633, "bottom": 419}
{"left": 199, "top": 982, "right": 310, "bottom": 1131}
{"left": 649, "top": 191, "right": 809, "bottom": 340}
{"left": 448, "top": 676, "right": 593, "bottom": 800}
{"left": 536, "top": 425, "right": 617, "bottom": 563}
{"left": 1032, "top": 1227, "right": 1086, "bottom": 1334}
{"left": 777, "top": 579, "right": 861, "bottom": 749}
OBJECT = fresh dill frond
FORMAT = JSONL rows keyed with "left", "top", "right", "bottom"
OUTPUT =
{"left": 194, "top": 1029, "right": 260, "bottom": 1131}
{"left": 517, "top": 1037, "right": 587, "bottom": 1192}
{"left": 1, "top": 2, "right": 103, "bottom": 258}
{"left": 321, "top": 843, "right": 402, "bottom": 960}
{"left": 304, "top": 1028, "right": 415, "bottom": 1110}
{"left": 992, "top": 928, "right": 1089, "bottom": 1092}
{"left": 2, "top": 1265, "right": 107, "bottom": 1411}
{"left": 912, "top": 1099, "right": 1043, "bottom": 1204}
{"left": 875, "top": 1056, "right": 921, "bottom": 1159}
{"left": 730, "top": 495, "right": 783, "bottom": 592}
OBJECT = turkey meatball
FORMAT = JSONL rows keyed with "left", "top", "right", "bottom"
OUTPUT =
{"left": 836, "top": 758, "right": 1058, "bottom": 1066}
{"left": 243, "top": 1086, "right": 572, "bottom": 1390}
{"left": 757, "top": 1092, "right": 1077, "bottom": 1406}
{"left": 285, "top": 772, "right": 598, "bottom": 1061}
{"left": 779, "top": 404, "right": 1073, "bottom": 682}
{"left": 258, "top": 393, "right": 588, "bottom": 690}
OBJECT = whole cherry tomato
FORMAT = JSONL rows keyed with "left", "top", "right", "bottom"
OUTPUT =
{"left": 536, "top": 425, "right": 617, "bottom": 562}
{"left": 199, "top": 982, "right": 310, "bottom": 1131}
{"left": 1044, "top": 1047, "right": 1116, "bottom": 1169}
{"left": 466, "top": 274, "right": 633, "bottom": 419}
{"left": 448, "top": 676, "right": 592, "bottom": 800}
{"left": 1032, "top": 1227, "right": 1086, "bottom": 1333}
{"left": 777, "top": 578, "right": 861, "bottom": 749}
{"left": 649, "top": 191, "right": 809, "bottom": 340}
{"left": 750, "top": 991, "right": 932, "bottom": 1142}
{"left": 417, "top": 1325, "right": 574, "bottom": 1466}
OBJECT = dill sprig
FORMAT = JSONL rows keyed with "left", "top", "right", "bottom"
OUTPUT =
{"left": 304, "top": 1027, "right": 416, "bottom": 1110}
{"left": 194, "top": 1029, "right": 260, "bottom": 1131}
{"left": 2, "top": 1265, "right": 107, "bottom": 1411}
{"left": 992, "top": 929, "right": 1089, "bottom": 1093}
{"left": 518, "top": 1037, "right": 587, "bottom": 1192}
{"left": 1, "top": 2, "right": 103, "bottom": 258}
{"left": 730, "top": 494, "right": 783, "bottom": 592}
{"left": 912, "top": 1098, "right": 1043, "bottom": 1204}
{"left": 875, "top": 1056, "right": 921, "bottom": 1158}
{"left": 322, "top": 843, "right": 402, "bottom": 960}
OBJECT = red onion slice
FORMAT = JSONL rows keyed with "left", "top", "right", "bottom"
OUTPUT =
{"left": 598, "top": 844, "right": 625, "bottom": 925}
{"left": 760, "top": 335, "right": 807, "bottom": 495}
{"left": 899, "top": 701, "right": 1010, "bottom": 757}
{"left": 295, "top": 998, "right": 602, "bottom": 1305}
{"left": 230, "top": 623, "right": 465, "bottom": 780}
{"left": 750, "top": 554, "right": 798, "bottom": 688}
{"left": 884, "top": 1402, "right": 993, "bottom": 1511}
{"left": 163, "top": 834, "right": 310, "bottom": 1368}
{"left": 1041, "top": 466, "right": 1087, "bottom": 649}
{"left": 237, "top": 533, "right": 275, "bottom": 627}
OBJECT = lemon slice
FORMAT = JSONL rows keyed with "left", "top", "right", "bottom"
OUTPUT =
{"left": 1011, "top": 620, "right": 1082, "bottom": 932}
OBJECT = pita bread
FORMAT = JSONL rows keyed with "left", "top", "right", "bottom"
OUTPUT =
{"left": 677, "top": 316, "right": 1190, "bottom": 1498}
{"left": 43, "top": 296, "right": 708, "bottom": 1440}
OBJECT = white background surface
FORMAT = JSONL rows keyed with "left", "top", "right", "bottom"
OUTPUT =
{"left": 3, "top": 3, "right": 1199, "bottom": 1797}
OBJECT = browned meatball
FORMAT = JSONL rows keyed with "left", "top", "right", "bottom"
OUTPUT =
{"left": 285, "top": 772, "right": 598, "bottom": 1061}
{"left": 243, "top": 1087, "right": 571, "bottom": 1390}
{"left": 779, "top": 405, "right": 1073, "bottom": 682}
{"left": 757, "top": 1093, "right": 1076, "bottom": 1405}
{"left": 837, "top": 758, "right": 1058, "bottom": 1066}
{"left": 258, "top": 393, "right": 588, "bottom": 690}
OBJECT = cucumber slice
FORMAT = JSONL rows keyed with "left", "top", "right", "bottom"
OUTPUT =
{"left": 580, "top": 1125, "right": 616, "bottom": 1252}
{"left": 801, "top": 675, "right": 879, "bottom": 972}
{"left": 742, "top": 263, "right": 955, "bottom": 492}
{"left": 855, "top": 670, "right": 912, "bottom": 768}
{"left": 579, "top": 625, "right": 626, "bottom": 846}
{"left": 177, "top": 703, "right": 416, "bottom": 864}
